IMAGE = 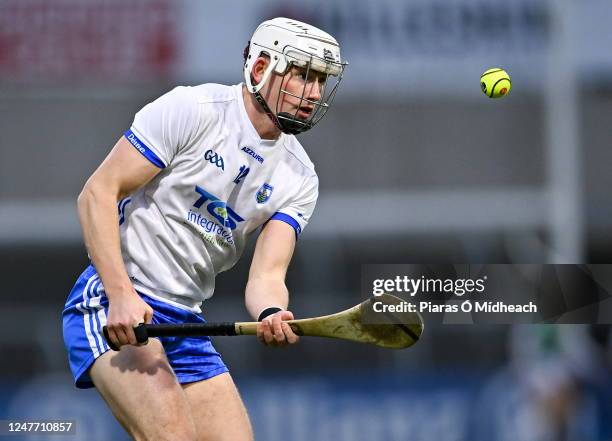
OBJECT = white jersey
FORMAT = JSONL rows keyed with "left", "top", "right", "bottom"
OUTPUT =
{"left": 119, "top": 83, "right": 318, "bottom": 312}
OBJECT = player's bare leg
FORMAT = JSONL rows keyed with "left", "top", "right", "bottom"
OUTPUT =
{"left": 182, "top": 372, "right": 254, "bottom": 441}
{"left": 90, "top": 339, "right": 198, "bottom": 441}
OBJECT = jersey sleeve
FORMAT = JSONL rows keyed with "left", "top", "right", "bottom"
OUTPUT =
{"left": 269, "top": 174, "right": 319, "bottom": 239}
{"left": 124, "top": 86, "right": 199, "bottom": 168}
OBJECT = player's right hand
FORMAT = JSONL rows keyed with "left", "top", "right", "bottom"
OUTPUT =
{"left": 105, "top": 291, "right": 154, "bottom": 349}
{"left": 257, "top": 310, "right": 300, "bottom": 347}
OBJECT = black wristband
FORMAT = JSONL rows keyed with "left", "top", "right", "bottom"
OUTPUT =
{"left": 258, "top": 307, "right": 283, "bottom": 322}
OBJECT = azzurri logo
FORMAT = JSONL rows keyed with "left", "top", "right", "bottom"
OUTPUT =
{"left": 193, "top": 186, "right": 244, "bottom": 230}
{"left": 204, "top": 149, "right": 225, "bottom": 170}
{"left": 233, "top": 165, "right": 250, "bottom": 184}
{"left": 241, "top": 146, "right": 264, "bottom": 164}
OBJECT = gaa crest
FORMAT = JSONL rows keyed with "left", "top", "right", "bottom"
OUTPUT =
{"left": 255, "top": 183, "right": 274, "bottom": 204}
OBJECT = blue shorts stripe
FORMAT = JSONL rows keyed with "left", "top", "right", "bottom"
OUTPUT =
{"left": 95, "top": 292, "right": 110, "bottom": 352}
{"left": 75, "top": 274, "right": 101, "bottom": 358}
{"left": 89, "top": 282, "right": 108, "bottom": 353}
{"left": 87, "top": 280, "right": 101, "bottom": 356}
{"left": 73, "top": 274, "right": 108, "bottom": 357}
{"left": 88, "top": 280, "right": 103, "bottom": 356}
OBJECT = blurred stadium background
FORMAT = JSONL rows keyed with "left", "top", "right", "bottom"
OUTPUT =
{"left": 1, "top": 0, "right": 611, "bottom": 440}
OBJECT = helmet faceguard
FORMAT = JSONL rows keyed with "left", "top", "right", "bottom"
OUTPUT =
{"left": 243, "top": 18, "right": 348, "bottom": 135}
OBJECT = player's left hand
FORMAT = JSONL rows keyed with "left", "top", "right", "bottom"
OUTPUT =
{"left": 257, "top": 310, "right": 300, "bottom": 347}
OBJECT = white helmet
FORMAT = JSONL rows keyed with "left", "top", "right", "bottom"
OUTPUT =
{"left": 243, "top": 17, "right": 347, "bottom": 135}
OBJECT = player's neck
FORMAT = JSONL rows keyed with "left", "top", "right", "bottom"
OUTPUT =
{"left": 242, "top": 85, "right": 282, "bottom": 140}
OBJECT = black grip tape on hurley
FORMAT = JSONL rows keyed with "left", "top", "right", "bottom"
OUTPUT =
{"left": 102, "top": 322, "right": 238, "bottom": 351}
{"left": 143, "top": 322, "right": 238, "bottom": 337}
{"left": 134, "top": 323, "right": 149, "bottom": 344}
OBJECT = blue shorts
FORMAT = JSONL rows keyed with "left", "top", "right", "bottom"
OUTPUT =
{"left": 62, "top": 265, "right": 228, "bottom": 389}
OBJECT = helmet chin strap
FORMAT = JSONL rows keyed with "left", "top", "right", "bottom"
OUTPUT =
{"left": 251, "top": 81, "right": 284, "bottom": 133}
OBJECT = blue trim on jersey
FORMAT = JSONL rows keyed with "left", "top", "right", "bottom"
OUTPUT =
{"left": 124, "top": 129, "right": 166, "bottom": 168}
{"left": 117, "top": 197, "right": 132, "bottom": 225}
{"left": 270, "top": 212, "right": 302, "bottom": 238}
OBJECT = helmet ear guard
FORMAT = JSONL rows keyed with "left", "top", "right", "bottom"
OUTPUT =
{"left": 243, "top": 17, "right": 348, "bottom": 135}
{"left": 243, "top": 52, "right": 280, "bottom": 94}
